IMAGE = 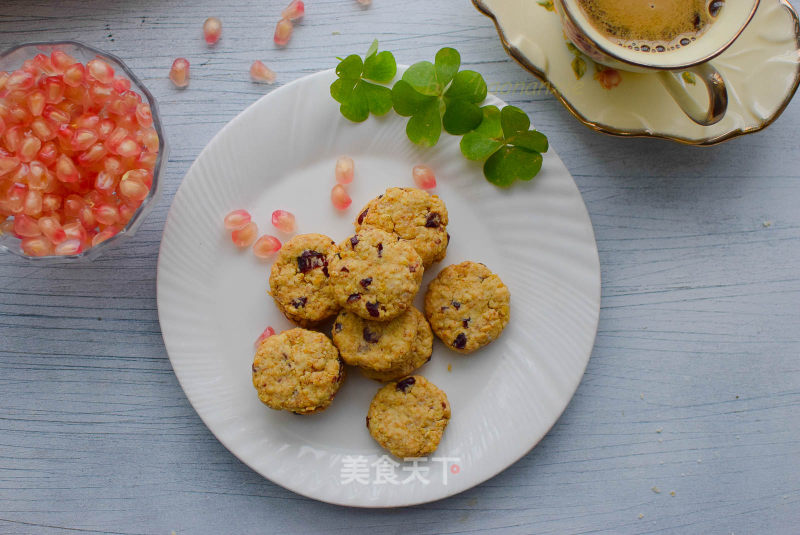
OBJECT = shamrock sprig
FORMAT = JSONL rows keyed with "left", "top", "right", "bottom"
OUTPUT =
{"left": 330, "top": 41, "right": 548, "bottom": 187}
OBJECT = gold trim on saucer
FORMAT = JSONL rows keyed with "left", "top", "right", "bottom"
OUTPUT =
{"left": 472, "top": 0, "right": 800, "bottom": 146}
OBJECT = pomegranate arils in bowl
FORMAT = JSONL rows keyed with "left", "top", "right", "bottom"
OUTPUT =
{"left": 0, "top": 41, "right": 166, "bottom": 262}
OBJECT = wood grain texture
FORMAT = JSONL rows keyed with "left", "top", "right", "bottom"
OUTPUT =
{"left": 1, "top": 0, "right": 798, "bottom": 533}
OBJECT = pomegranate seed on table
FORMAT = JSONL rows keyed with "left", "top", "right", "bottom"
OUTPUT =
{"left": 274, "top": 18, "right": 293, "bottom": 47}
{"left": 282, "top": 0, "right": 305, "bottom": 21}
{"left": 253, "top": 235, "right": 282, "bottom": 259}
{"left": 335, "top": 156, "right": 354, "bottom": 184}
{"left": 412, "top": 164, "right": 437, "bottom": 189}
{"left": 231, "top": 221, "right": 258, "bottom": 248}
{"left": 250, "top": 61, "right": 276, "bottom": 84}
{"left": 169, "top": 58, "right": 190, "bottom": 88}
{"left": 271, "top": 210, "right": 296, "bottom": 233}
{"left": 203, "top": 17, "right": 222, "bottom": 45}
{"left": 331, "top": 184, "right": 352, "bottom": 210}
{"left": 255, "top": 326, "right": 276, "bottom": 347}
{"left": 223, "top": 209, "right": 251, "bottom": 231}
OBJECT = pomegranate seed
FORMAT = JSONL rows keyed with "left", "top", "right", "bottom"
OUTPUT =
{"left": 282, "top": 0, "right": 305, "bottom": 20}
{"left": 0, "top": 218, "right": 14, "bottom": 235}
{"left": 93, "top": 122, "right": 113, "bottom": 143}
{"left": 331, "top": 184, "right": 352, "bottom": 210}
{"left": 55, "top": 154, "right": 80, "bottom": 183}
{"left": 119, "top": 203, "right": 137, "bottom": 224}
{"left": 94, "top": 170, "right": 117, "bottom": 194}
{"left": 104, "top": 126, "right": 128, "bottom": 152}
{"left": 18, "top": 136, "right": 42, "bottom": 163}
{"left": 89, "top": 83, "right": 114, "bottom": 107}
{"left": 141, "top": 128, "right": 159, "bottom": 152}
{"left": 2, "top": 183, "right": 26, "bottom": 214}
{"left": 77, "top": 143, "right": 107, "bottom": 166}
{"left": 50, "top": 50, "right": 77, "bottom": 72}
{"left": 37, "top": 142, "right": 58, "bottom": 166}
{"left": 412, "top": 164, "right": 437, "bottom": 189}
{"left": 54, "top": 238, "right": 82, "bottom": 256}
{"left": 93, "top": 203, "right": 119, "bottom": 226}
{"left": 253, "top": 235, "right": 282, "bottom": 259}
{"left": 86, "top": 59, "right": 115, "bottom": 84}
{"left": 92, "top": 226, "right": 120, "bottom": 246}
{"left": 27, "top": 90, "right": 46, "bottom": 116}
{"left": 223, "top": 209, "right": 251, "bottom": 231}
{"left": 169, "top": 58, "right": 190, "bottom": 88}
{"left": 33, "top": 54, "right": 57, "bottom": 75}
{"left": 115, "top": 138, "right": 141, "bottom": 158}
{"left": 135, "top": 103, "right": 153, "bottom": 128}
{"left": 63, "top": 195, "right": 85, "bottom": 219}
{"left": 71, "top": 129, "right": 99, "bottom": 151}
{"left": 30, "top": 117, "right": 55, "bottom": 141}
{"left": 6, "top": 70, "right": 35, "bottom": 91}
{"left": 203, "top": 17, "right": 222, "bottom": 44}
{"left": 137, "top": 151, "right": 158, "bottom": 170}
{"left": 42, "top": 193, "right": 62, "bottom": 212}
{"left": 250, "top": 60, "right": 277, "bottom": 84}
{"left": 255, "top": 325, "right": 276, "bottom": 347}
{"left": 0, "top": 72, "right": 8, "bottom": 92}
{"left": 38, "top": 216, "right": 67, "bottom": 244}
{"left": 103, "top": 156, "right": 123, "bottom": 176}
{"left": 4, "top": 125, "right": 24, "bottom": 152}
{"left": 0, "top": 115, "right": 5, "bottom": 137}
{"left": 231, "top": 221, "right": 258, "bottom": 247}
{"left": 271, "top": 210, "right": 296, "bottom": 233}
{"left": 119, "top": 170, "right": 150, "bottom": 201}
{"left": 78, "top": 205, "right": 96, "bottom": 229}
{"left": 22, "top": 190, "right": 43, "bottom": 217}
{"left": 13, "top": 214, "right": 42, "bottom": 237}
{"left": 63, "top": 221, "right": 87, "bottom": 243}
{"left": 75, "top": 114, "right": 100, "bottom": 129}
{"left": 112, "top": 77, "right": 131, "bottom": 94}
{"left": 0, "top": 151, "right": 20, "bottom": 176}
{"left": 27, "top": 161, "right": 49, "bottom": 190}
{"left": 21, "top": 236, "right": 53, "bottom": 257}
{"left": 43, "top": 104, "right": 70, "bottom": 125}
{"left": 335, "top": 156, "right": 354, "bottom": 184}
{"left": 63, "top": 63, "right": 85, "bottom": 87}
{"left": 274, "top": 18, "right": 293, "bottom": 47}
{"left": 42, "top": 76, "right": 65, "bottom": 104}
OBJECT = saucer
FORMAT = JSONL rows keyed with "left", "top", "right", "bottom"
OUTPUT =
{"left": 473, "top": 0, "right": 800, "bottom": 145}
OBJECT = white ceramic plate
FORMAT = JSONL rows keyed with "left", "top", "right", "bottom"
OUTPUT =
{"left": 157, "top": 69, "right": 600, "bottom": 507}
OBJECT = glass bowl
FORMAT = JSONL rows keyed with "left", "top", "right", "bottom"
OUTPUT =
{"left": 0, "top": 41, "right": 167, "bottom": 262}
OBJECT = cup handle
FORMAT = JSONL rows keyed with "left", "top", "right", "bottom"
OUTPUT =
{"left": 656, "top": 63, "right": 728, "bottom": 126}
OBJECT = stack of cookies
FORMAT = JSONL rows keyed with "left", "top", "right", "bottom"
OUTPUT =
{"left": 251, "top": 187, "right": 511, "bottom": 458}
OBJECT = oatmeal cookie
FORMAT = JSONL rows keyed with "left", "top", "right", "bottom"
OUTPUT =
{"left": 331, "top": 307, "right": 418, "bottom": 372}
{"left": 424, "top": 261, "right": 510, "bottom": 354}
{"left": 329, "top": 227, "right": 423, "bottom": 321}
{"left": 269, "top": 233, "right": 339, "bottom": 327}
{"left": 366, "top": 375, "right": 451, "bottom": 458}
{"left": 252, "top": 328, "right": 345, "bottom": 414}
{"left": 355, "top": 187, "right": 449, "bottom": 267}
{"left": 361, "top": 308, "right": 433, "bottom": 382}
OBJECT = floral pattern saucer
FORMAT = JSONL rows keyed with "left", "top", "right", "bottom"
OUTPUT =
{"left": 473, "top": 0, "right": 800, "bottom": 145}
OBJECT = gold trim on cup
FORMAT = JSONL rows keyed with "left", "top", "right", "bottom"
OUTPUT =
{"left": 471, "top": 0, "right": 800, "bottom": 146}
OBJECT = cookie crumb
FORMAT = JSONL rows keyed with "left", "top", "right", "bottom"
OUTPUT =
{"left": 763, "top": 220, "right": 772, "bottom": 227}
{"left": 638, "top": 513, "right": 644, "bottom": 519}
{"left": 670, "top": 491, "right": 676, "bottom": 497}
{"left": 652, "top": 486, "right": 661, "bottom": 494}
{"left": 656, "top": 427, "right": 662, "bottom": 433}
{"left": 447, "top": 363, "right": 452, "bottom": 372}
{"left": 640, "top": 393, "right": 644, "bottom": 400}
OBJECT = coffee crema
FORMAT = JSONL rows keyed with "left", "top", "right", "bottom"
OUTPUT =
{"left": 576, "top": 0, "right": 725, "bottom": 52}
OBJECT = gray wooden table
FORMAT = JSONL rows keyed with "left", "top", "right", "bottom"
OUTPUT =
{"left": 1, "top": 1, "right": 799, "bottom": 533}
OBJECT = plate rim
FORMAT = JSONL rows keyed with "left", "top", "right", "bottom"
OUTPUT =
{"left": 472, "top": 0, "right": 800, "bottom": 147}
{"left": 156, "top": 68, "right": 602, "bottom": 508}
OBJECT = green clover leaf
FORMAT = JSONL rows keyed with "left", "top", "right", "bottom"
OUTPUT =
{"left": 460, "top": 105, "right": 548, "bottom": 187}
{"left": 331, "top": 41, "right": 396, "bottom": 122}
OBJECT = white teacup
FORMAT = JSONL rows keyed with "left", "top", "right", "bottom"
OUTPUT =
{"left": 553, "top": 0, "right": 760, "bottom": 126}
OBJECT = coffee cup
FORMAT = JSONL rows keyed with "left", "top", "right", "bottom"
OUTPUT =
{"left": 553, "top": 0, "right": 760, "bottom": 126}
